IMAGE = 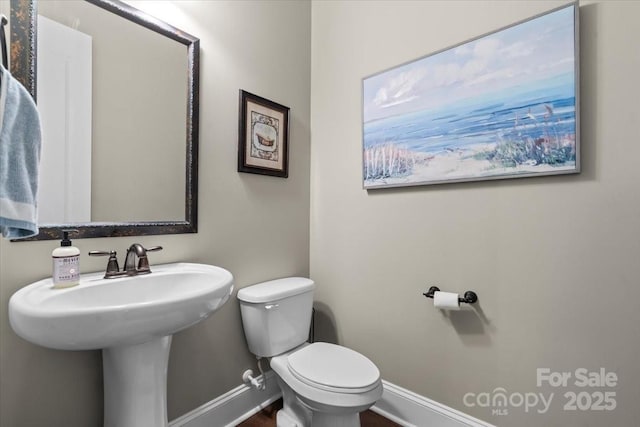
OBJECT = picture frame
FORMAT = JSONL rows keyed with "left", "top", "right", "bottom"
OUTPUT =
{"left": 362, "top": 2, "right": 579, "bottom": 189}
{"left": 238, "top": 90, "right": 290, "bottom": 178}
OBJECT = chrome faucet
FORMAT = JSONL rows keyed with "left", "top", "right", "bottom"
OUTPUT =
{"left": 89, "top": 244, "right": 163, "bottom": 279}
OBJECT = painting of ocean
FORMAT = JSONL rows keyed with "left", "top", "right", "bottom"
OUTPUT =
{"left": 362, "top": 3, "right": 579, "bottom": 188}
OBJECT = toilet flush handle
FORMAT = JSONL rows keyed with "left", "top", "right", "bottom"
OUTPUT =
{"left": 264, "top": 304, "right": 279, "bottom": 310}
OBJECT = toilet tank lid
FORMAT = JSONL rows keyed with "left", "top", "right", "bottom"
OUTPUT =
{"left": 237, "top": 277, "right": 315, "bottom": 303}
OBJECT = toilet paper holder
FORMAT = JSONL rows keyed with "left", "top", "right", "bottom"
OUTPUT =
{"left": 423, "top": 286, "right": 478, "bottom": 304}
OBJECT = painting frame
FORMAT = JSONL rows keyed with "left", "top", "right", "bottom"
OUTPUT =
{"left": 238, "top": 90, "right": 290, "bottom": 178}
{"left": 362, "top": 2, "right": 580, "bottom": 189}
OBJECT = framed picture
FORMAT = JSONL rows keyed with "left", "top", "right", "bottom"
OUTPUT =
{"left": 362, "top": 2, "right": 579, "bottom": 189}
{"left": 238, "top": 90, "right": 290, "bottom": 178}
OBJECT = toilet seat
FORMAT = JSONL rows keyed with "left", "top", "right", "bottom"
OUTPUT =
{"left": 287, "top": 342, "right": 380, "bottom": 394}
{"left": 271, "top": 342, "right": 384, "bottom": 417}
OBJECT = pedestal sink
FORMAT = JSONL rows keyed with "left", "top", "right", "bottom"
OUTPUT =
{"left": 8, "top": 262, "right": 234, "bottom": 427}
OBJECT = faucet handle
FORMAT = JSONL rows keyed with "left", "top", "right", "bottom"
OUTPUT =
{"left": 137, "top": 246, "right": 163, "bottom": 273}
{"left": 88, "top": 250, "right": 116, "bottom": 256}
{"left": 88, "top": 250, "right": 120, "bottom": 278}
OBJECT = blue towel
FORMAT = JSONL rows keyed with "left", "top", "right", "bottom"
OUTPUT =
{"left": 0, "top": 64, "right": 42, "bottom": 239}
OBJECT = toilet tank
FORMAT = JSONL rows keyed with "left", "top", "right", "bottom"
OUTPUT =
{"left": 237, "top": 277, "right": 315, "bottom": 358}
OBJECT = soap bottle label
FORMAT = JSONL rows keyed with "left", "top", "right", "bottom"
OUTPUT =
{"left": 53, "top": 256, "right": 80, "bottom": 285}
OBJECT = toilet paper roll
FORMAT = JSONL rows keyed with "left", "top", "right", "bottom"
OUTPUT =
{"left": 433, "top": 291, "right": 461, "bottom": 311}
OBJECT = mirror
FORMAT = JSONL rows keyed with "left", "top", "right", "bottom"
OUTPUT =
{"left": 10, "top": 0, "right": 199, "bottom": 240}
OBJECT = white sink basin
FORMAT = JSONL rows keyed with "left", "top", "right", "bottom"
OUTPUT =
{"left": 9, "top": 262, "right": 234, "bottom": 350}
{"left": 8, "top": 262, "right": 234, "bottom": 427}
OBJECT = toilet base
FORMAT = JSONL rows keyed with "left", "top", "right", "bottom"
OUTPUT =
{"left": 276, "top": 410, "right": 306, "bottom": 427}
{"left": 275, "top": 403, "right": 361, "bottom": 427}
{"left": 311, "top": 411, "right": 360, "bottom": 427}
{"left": 276, "top": 377, "right": 311, "bottom": 427}
{"left": 275, "top": 376, "right": 363, "bottom": 427}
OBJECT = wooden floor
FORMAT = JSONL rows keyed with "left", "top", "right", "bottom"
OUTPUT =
{"left": 237, "top": 399, "right": 400, "bottom": 427}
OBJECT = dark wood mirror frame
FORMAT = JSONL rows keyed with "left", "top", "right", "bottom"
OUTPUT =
{"left": 10, "top": 0, "right": 199, "bottom": 241}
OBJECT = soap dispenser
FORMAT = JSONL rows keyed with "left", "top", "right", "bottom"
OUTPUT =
{"left": 52, "top": 229, "right": 80, "bottom": 288}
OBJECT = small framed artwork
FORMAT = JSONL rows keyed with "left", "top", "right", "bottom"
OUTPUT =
{"left": 238, "top": 90, "right": 290, "bottom": 178}
{"left": 362, "top": 2, "right": 579, "bottom": 189}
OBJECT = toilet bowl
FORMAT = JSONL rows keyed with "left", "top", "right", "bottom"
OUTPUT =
{"left": 237, "top": 278, "right": 383, "bottom": 427}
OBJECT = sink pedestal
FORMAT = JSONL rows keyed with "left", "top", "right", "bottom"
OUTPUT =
{"left": 103, "top": 336, "right": 172, "bottom": 427}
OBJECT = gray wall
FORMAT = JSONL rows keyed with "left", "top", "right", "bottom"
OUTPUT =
{"left": 310, "top": 1, "right": 640, "bottom": 426}
{"left": 0, "top": 1, "right": 310, "bottom": 426}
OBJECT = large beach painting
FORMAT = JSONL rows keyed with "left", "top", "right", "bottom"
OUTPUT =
{"left": 362, "top": 3, "right": 579, "bottom": 189}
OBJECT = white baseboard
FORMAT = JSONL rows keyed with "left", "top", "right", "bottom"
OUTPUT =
{"left": 170, "top": 374, "right": 494, "bottom": 427}
{"left": 169, "top": 371, "right": 281, "bottom": 427}
{"left": 372, "top": 380, "right": 495, "bottom": 427}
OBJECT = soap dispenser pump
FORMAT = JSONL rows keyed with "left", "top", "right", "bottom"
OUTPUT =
{"left": 52, "top": 229, "right": 80, "bottom": 288}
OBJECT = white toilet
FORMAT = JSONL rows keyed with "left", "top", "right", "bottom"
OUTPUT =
{"left": 237, "top": 277, "right": 383, "bottom": 427}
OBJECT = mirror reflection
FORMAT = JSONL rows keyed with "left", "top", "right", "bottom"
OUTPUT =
{"left": 9, "top": 0, "right": 199, "bottom": 240}
{"left": 37, "top": 1, "right": 187, "bottom": 224}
